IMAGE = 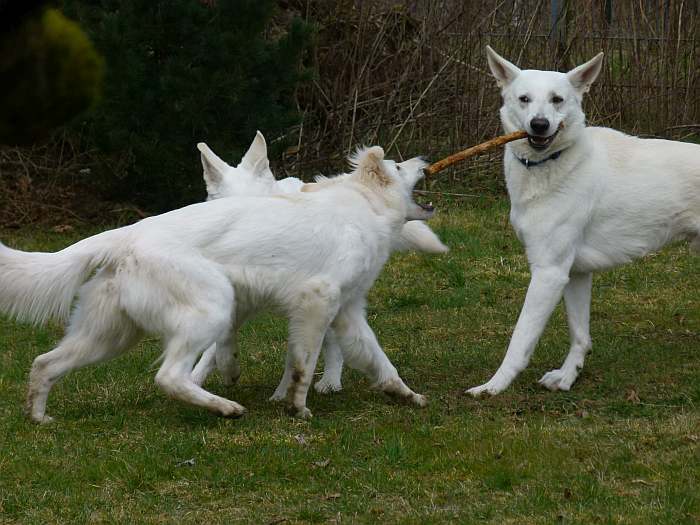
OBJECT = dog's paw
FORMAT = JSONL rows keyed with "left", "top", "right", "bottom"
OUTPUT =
{"left": 217, "top": 400, "right": 246, "bottom": 419}
{"left": 291, "top": 406, "right": 313, "bottom": 420}
{"left": 538, "top": 368, "right": 577, "bottom": 391}
{"left": 466, "top": 381, "right": 506, "bottom": 398}
{"left": 411, "top": 393, "right": 428, "bottom": 408}
{"left": 269, "top": 387, "right": 287, "bottom": 402}
{"left": 31, "top": 414, "right": 55, "bottom": 425}
{"left": 314, "top": 377, "right": 342, "bottom": 394}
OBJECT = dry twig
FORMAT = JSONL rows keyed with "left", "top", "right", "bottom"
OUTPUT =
{"left": 424, "top": 130, "right": 527, "bottom": 176}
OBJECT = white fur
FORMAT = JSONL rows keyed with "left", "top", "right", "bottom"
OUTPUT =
{"left": 1, "top": 145, "right": 429, "bottom": 423}
{"left": 192, "top": 134, "right": 447, "bottom": 396}
{"left": 468, "top": 47, "right": 700, "bottom": 396}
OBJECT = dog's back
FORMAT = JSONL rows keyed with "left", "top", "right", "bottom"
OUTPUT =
{"left": 584, "top": 127, "right": 700, "bottom": 256}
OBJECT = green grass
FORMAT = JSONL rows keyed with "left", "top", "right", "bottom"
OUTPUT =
{"left": 0, "top": 200, "right": 698, "bottom": 524}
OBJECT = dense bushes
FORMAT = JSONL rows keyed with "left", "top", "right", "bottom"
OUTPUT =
{"left": 63, "top": 0, "right": 312, "bottom": 210}
{"left": 0, "top": 4, "right": 103, "bottom": 145}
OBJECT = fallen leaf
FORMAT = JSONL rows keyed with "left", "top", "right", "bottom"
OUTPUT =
{"left": 313, "top": 458, "right": 331, "bottom": 468}
{"left": 626, "top": 389, "right": 641, "bottom": 404}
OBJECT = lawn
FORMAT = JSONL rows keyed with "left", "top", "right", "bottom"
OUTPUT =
{"left": 0, "top": 199, "right": 698, "bottom": 524}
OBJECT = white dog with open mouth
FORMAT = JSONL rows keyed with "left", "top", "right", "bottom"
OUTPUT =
{"left": 191, "top": 133, "right": 447, "bottom": 398}
{"left": 468, "top": 46, "right": 699, "bottom": 396}
{"left": 0, "top": 146, "right": 431, "bottom": 422}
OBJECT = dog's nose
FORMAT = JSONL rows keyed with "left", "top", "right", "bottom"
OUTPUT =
{"left": 530, "top": 118, "right": 550, "bottom": 134}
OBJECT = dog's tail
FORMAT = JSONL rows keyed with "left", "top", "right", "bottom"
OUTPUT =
{"left": 0, "top": 228, "right": 126, "bottom": 325}
{"left": 392, "top": 221, "right": 449, "bottom": 254}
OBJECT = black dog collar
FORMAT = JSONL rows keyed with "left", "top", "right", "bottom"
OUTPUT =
{"left": 516, "top": 149, "right": 563, "bottom": 168}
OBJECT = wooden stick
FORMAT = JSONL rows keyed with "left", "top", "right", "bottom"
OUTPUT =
{"left": 424, "top": 130, "right": 528, "bottom": 176}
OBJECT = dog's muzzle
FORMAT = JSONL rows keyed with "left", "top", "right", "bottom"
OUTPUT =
{"left": 528, "top": 127, "right": 561, "bottom": 151}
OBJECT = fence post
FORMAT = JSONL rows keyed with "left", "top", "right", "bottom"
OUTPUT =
{"left": 550, "top": 0, "right": 567, "bottom": 67}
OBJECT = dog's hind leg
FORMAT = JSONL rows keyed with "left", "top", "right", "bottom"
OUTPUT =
{"left": 155, "top": 331, "right": 245, "bottom": 418}
{"left": 215, "top": 333, "right": 241, "bottom": 386}
{"left": 26, "top": 273, "right": 141, "bottom": 423}
{"left": 154, "top": 296, "right": 245, "bottom": 417}
{"left": 332, "top": 301, "right": 427, "bottom": 408}
{"left": 190, "top": 334, "right": 241, "bottom": 388}
{"left": 539, "top": 272, "right": 592, "bottom": 391}
{"left": 191, "top": 343, "right": 217, "bottom": 387}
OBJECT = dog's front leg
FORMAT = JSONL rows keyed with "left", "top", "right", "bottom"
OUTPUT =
{"left": 539, "top": 272, "right": 592, "bottom": 391}
{"left": 332, "top": 302, "right": 427, "bottom": 407}
{"left": 314, "top": 329, "right": 344, "bottom": 393}
{"left": 467, "top": 265, "right": 571, "bottom": 396}
{"left": 283, "top": 281, "right": 340, "bottom": 419}
{"left": 269, "top": 330, "right": 343, "bottom": 401}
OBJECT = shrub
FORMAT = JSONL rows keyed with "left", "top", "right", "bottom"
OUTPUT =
{"left": 63, "top": 0, "right": 312, "bottom": 211}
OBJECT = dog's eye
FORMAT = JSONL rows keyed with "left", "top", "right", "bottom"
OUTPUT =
{"left": 518, "top": 95, "right": 530, "bottom": 103}
{"left": 552, "top": 95, "right": 564, "bottom": 104}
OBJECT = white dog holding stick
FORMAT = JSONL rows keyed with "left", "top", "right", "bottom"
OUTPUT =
{"left": 468, "top": 47, "right": 699, "bottom": 396}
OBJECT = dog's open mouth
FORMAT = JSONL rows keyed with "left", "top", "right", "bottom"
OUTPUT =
{"left": 528, "top": 128, "right": 560, "bottom": 150}
{"left": 409, "top": 198, "right": 435, "bottom": 220}
{"left": 418, "top": 201, "right": 435, "bottom": 213}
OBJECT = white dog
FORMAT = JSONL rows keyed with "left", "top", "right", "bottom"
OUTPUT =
{"left": 468, "top": 46, "right": 699, "bottom": 396}
{"left": 191, "top": 133, "right": 447, "bottom": 398}
{"left": 0, "top": 146, "right": 431, "bottom": 423}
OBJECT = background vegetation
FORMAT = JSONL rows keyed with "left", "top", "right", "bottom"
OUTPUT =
{"left": 1, "top": 0, "right": 699, "bottom": 219}
{"left": 61, "top": 0, "right": 312, "bottom": 210}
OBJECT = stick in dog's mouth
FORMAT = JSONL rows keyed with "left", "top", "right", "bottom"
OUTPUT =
{"left": 424, "top": 123, "right": 565, "bottom": 176}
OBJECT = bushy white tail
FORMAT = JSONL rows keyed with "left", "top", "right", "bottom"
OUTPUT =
{"left": 392, "top": 221, "right": 449, "bottom": 254}
{"left": 0, "top": 229, "right": 124, "bottom": 325}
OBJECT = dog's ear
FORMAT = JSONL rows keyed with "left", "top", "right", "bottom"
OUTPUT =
{"left": 567, "top": 53, "right": 604, "bottom": 94}
{"left": 485, "top": 45, "right": 521, "bottom": 87}
{"left": 240, "top": 131, "right": 269, "bottom": 174}
{"left": 197, "top": 142, "right": 230, "bottom": 192}
{"left": 352, "top": 146, "right": 390, "bottom": 187}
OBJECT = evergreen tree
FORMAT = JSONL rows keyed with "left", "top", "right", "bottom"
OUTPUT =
{"left": 63, "top": 0, "right": 312, "bottom": 210}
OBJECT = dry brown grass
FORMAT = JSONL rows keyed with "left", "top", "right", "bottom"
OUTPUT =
{"left": 275, "top": 0, "right": 700, "bottom": 190}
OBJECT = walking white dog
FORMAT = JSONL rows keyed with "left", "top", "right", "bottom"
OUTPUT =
{"left": 0, "top": 145, "right": 431, "bottom": 423}
{"left": 468, "top": 46, "right": 699, "bottom": 396}
{"left": 191, "top": 133, "right": 447, "bottom": 397}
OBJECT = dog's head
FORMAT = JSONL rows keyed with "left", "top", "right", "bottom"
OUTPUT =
{"left": 197, "top": 131, "right": 276, "bottom": 200}
{"left": 485, "top": 46, "right": 604, "bottom": 155}
{"left": 350, "top": 146, "right": 434, "bottom": 221}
